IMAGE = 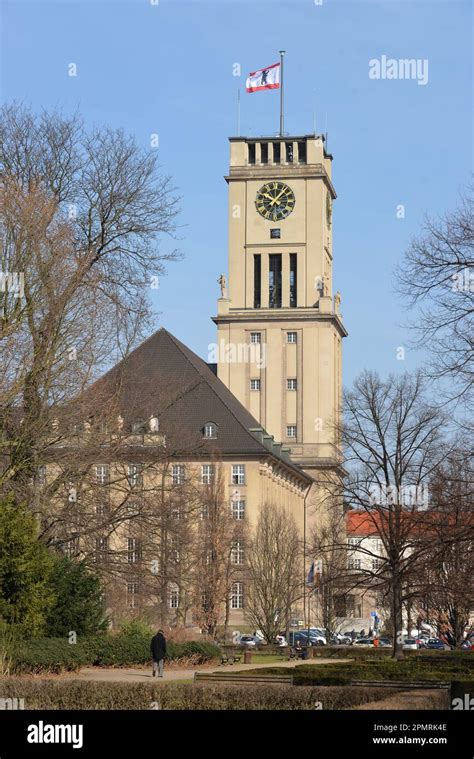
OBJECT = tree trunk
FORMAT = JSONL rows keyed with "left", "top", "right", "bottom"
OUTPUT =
{"left": 392, "top": 575, "right": 404, "bottom": 660}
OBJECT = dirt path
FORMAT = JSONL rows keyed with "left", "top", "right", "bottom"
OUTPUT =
{"left": 71, "top": 657, "right": 346, "bottom": 683}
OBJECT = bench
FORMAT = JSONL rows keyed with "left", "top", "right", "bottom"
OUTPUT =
{"left": 288, "top": 647, "right": 305, "bottom": 660}
{"left": 194, "top": 672, "right": 294, "bottom": 685}
{"left": 220, "top": 654, "right": 242, "bottom": 665}
{"left": 350, "top": 679, "right": 450, "bottom": 690}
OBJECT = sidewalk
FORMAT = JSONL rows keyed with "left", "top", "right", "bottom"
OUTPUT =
{"left": 74, "top": 657, "right": 345, "bottom": 683}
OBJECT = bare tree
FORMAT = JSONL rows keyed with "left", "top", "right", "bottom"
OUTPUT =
{"left": 418, "top": 443, "right": 473, "bottom": 646}
{"left": 192, "top": 463, "right": 244, "bottom": 640}
{"left": 397, "top": 188, "right": 474, "bottom": 408}
{"left": 245, "top": 503, "right": 301, "bottom": 644}
{"left": 0, "top": 103, "right": 180, "bottom": 500}
{"left": 340, "top": 370, "right": 456, "bottom": 659}
{"left": 310, "top": 502, "right": 352, "bottom": 638}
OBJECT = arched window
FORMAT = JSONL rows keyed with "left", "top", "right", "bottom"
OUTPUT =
{"left": 203, "top": 421, "right": 218, "bottom": 439}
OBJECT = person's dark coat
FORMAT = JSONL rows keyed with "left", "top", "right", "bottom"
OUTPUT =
{"left": 151, "top": 632, "right": 167, "bottom": 661}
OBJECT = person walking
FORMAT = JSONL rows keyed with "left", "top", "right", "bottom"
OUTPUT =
{"left": 151, "top": 629, "right": 167, "bottom": 678}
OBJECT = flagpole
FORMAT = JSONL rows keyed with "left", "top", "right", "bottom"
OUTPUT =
{"left": 237, "top": 88, "right": 241, "bottom": 137}
{"left": 279, "top": 50, "right": 285, "bottom": 136}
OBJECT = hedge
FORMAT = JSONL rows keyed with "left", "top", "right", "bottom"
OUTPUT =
{"left": 0, "top": 679, "right": 403, "bottom": 710}
{"left": 10, "top": 635, "right": 221, "bottom": 674}
{"left": 238, "top": 656, "right": 474, "bottom": 687}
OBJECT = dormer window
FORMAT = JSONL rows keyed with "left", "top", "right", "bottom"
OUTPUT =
{"left": 132, "top": 419, "right": 145, "bottom": 434}
{"left": 203, "top": 422, "right": 218, "bottom": 439}
{"left": 149, "top": 416, "right": 159, "bottom": 433}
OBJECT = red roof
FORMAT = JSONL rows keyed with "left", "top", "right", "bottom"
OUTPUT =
{"left": 346, "top": 511, "right": 382, "bottom": 536}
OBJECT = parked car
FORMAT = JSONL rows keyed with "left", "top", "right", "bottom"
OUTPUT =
{"left": 308, "top": 628, "right": 328, "bottom": 645}
{"left": 353, "top": 638, "right": 374, "bottom": 647}
{"left": 402, "top": 638, "right": 419, "bottom": 651}
{"left": 288, "top": 631, "right": 325, "bottom": 647}
{"left": 378, "top": 638, "right": 392, "bottom": 647}
{"left": 238, "top": 634, "right": 259, "bottom": 648}
{"left": 426, "top": 638, "right": 449, "bottom": 650}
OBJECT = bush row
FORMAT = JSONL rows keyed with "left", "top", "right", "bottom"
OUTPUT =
{"left": 241, "top": 657, "right": 473, "bottom": 686}
{"left": 10, "top": 636, "right": 221, "bottom": 674}
{"left": 0, "top": 679, "right": 403, "bottom": 710}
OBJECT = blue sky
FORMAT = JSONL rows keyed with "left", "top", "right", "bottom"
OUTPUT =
{"left": 2, "top": 0, "right": 472, "bottom": 386}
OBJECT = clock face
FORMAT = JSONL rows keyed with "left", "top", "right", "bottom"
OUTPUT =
{"left": 255, "top": 181, "right": 295, "bottom": 221}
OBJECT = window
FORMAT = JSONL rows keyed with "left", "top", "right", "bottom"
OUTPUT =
{"left": 248, "top": 143, "right": 256, "bottom": 164}
{"left": 37, "top": 465, "right": 46, "bottom": 485}
{"left": 287, "top": 425, "right": 297, "bottom": 438}
{"left": 348, "top": 558, "right": 361, "bottom": 570}
{"left": 231, "top": 540, "right": 244, "bottom": 565}
{"left": 260, "top": 142, "right": 268, "bottom": 164}
{"left": 285, "top": 141, "right": 294, "bottom": 163}
{"left": 127, "top": 538, "right": 141, "bottom": 564}
{"left": 231, "top": 582, "right": 244, "bottom": 609}
{"left": 297, "top": 141, "right": 307, "bottom": 163}
{"left": 95, "top": 536, "right": 108, "bottom": 562}
{"left": 64, "top": 536, "right": 79, "bottom": 558}
{"left": 127, "top": 464, "right": 140, "bottom": 487}
{"left": 231, "top": 500, "right": 245, "bottom": 520}
{"left": 126, "top": 501, "right": 139, "bottom": 515}
{"left": 231, "top": 465, "right": 245, "bottom": 485}
{"left": 149, "top": 416, "right": 159, "bottom": 432}
{"left": 95, "top": 502, "right": 107, "bottom": 517}
{"left": 372, "top": 559, "right": 382, "bottom": 570}
{"left": 290, "top": 253, "right": 297, "bottom": 307}
{"left": 348, "top": 537, "right": 362, "bottom": 547}
{"left": 169, "top": 588, "right": 180, "bottom": 609}
{"left": 127, "top": 580, "right": 139, "bottom": 609}
{"left": 95, "top": 465, "right": 108, "bottom": 485}
{"left": 201, "top": 465, "right": 215, "bottom": 485}
{"left": 201, "top": 503, "right": 209, "bottom": 519}
{"left": 287, "top": 378, "right": 297, "bottom": 390}
{"left": 270, "top": 228, "right": 281, "bottom": 239}
{"left": 205, "top": 548, "right": 214, "bottom": 565}
{"left": 171, "top": 540, "right": 180, "bottom": 563}
{"left": 203, "top": 422, "right": 217, "bottom": 439}
{"left": 287, "top": 331, "right": 297, "bottom": 344}
{"left": 171, "top": 505, "right": 184, "bottom": 520}
{"left": 253, "top": 255, "right": 261, "bottom": 309}
{"left": 269, "top": 253, "right": 282, "bottom": 308}
{"left": 272, "top": 142, "right": 281, "bottom": 163}
{"left": 172, "top": 464, "right": 185, "bottom": 486}
{"left": 250, "top": 332, "right": 261, "bottom": 344}
{"left": 250, "top": 379, "right": 261, "bottom": 391}
{"left": 131, "top": 420, "right": 144, "bottom": 434}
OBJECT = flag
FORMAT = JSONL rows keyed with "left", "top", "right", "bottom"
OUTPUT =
{"left": 306, "top": 562, "right": 315, "bottom": 585}
{"left": 246, "top": 62, "right": 280, "bottom": 93}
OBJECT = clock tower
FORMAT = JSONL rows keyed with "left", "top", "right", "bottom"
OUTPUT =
{"left": 213, "top": 134, "right": 347, "bottom": 482}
